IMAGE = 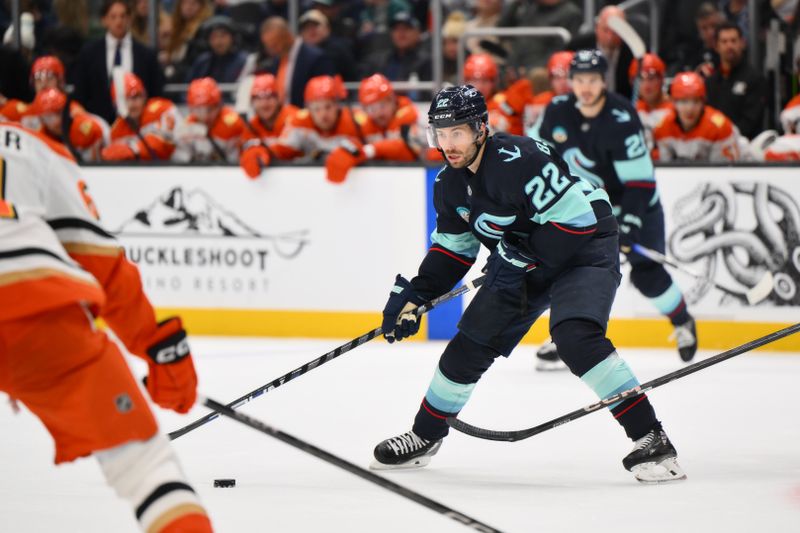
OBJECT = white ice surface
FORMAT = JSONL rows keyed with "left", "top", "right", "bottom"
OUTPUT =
{"left": 2, "top": 337, "right": 799, "bottom": 533}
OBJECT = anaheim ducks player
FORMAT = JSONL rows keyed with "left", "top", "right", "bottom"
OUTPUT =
{"left": 238, "top": 74, "right": 299, "bottom": 179}
{"left": 102, "top": 72, "right": 182, "bottom": 161}
{"left": 0, "top": 55, "right": 76, "bottom": 123}
{"left": 28, "top": 87, "right": 110, "bottom": 161}
{"left": 0, "top": 121, "right": 213, "bottom": 533}
{"left": 779, "top": 84, "right": 800, "bottom": 134}
{"left": 653, "top": 72, "right": 741, "bottom": 162}
{"left": 528, "top": 51, "right": 574, "bottom": 126}
{"left": 325, "top": 73, "right": 438, "bottom": 183}
{"left": 629, "top": 53, "right": 672, "bottom": 149}
{"left": 173, "top": 77, "right": 247, "bottom": 163}
{"left": 463, "top": 53, "right": 533, "bottom": 136}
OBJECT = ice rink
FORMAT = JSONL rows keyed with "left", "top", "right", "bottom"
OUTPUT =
{"left": 2, "top": 336, "right": 799, "bottom": 533}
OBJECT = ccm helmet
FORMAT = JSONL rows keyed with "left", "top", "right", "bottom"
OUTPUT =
{"left": 427, "top": 84, "right": 488, "bottom": 159}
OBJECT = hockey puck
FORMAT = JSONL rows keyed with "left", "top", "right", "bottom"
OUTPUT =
{"left": 213, "top": 478, "right": 236, "bottom": 488}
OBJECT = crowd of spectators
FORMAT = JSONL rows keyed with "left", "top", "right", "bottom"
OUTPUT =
{"left": 1, "top": 0, "right": 800, "bottom": 172}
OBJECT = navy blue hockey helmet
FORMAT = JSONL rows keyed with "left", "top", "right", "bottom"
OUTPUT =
{"left": 427, "top": 85, "right": 488, "bottom": 148}
{"left": 428, "top": 85, "right": 488, "bottom": 128}
{"left": 569, "top": 49, "right": 609, "bottom": 77}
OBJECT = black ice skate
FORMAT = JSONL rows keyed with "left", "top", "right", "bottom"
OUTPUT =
{"left": 623, "top": 427, "right": 687, "bottom": 484}
{"left": 671, "top": 318, "right": 698, "bottom": 362}
{"left": 535, "top": 339, "right": 568, "bottom": 371}
{"left": 370, "top": 431, "right": 442, "bottom": 470}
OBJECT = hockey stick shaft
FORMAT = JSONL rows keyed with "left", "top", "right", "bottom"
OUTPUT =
{"left": 168, "top": 276, "right": 485, "bottom": 440}
{"left": 201, "top": 396, "right": 504, "bottom": 532}
{"left": 448, "top": 322, "right": 800, "bottom": 442}
{"left": 632, "top": 244, "right": 772, "bottom": 304}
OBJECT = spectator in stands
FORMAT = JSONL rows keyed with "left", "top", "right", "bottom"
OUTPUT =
{"left": 70, "top": 0, "right": 164, "bottom": 124}
{"left": 173, "top": 77, "right": 247, "bottom": 162}
{"left": 131, "top": 0, "right": 151, "bottom": 45}
{"left": 704, "top": 21, "right": 766, "bottom": 139}
{"left": 325, "top": 73, "right": 436, "bottom": 183}
{"left": 498, "top": 0, "right": 581, "bottom": 72}
{"left": 310, "top": 0, "right": 361, "bottom": 48}
{"left": 163, "top": 0, "right": 214, "bottom": 82}
{"left": 360, "top": 11, "right": 432, "bottom": 82}
{"left": 568, "top": 5, "right": 633, "bottom": 98}
{"left": 442, "top": 11, "right": 468, "bottom": 84}
{"left": 101, "top": 72, "right": 181, "bottom": 161}
{"left": 653, "top": 71, "right": 741, "bottom": 162}
{"left": 239, "top": 73, "right": 300, "bottom": 178}
{"left": 53, "top": 0, "right": 89, "bottom": 39}
{"left": 630, "top": 53, "right": 672, "bottom": 147}
{"left": 250, "top": 17, "right": 336, "bottom": 108}
{"left": 691, "top": 2, "right": 724, "bottom": 75}
{"left": 528, "top": 50, "right": 573, "bottom": 124}
{"left": 29, "top": 88, "right": 110, "bottom": 161}
{"left": 358, "top": 0, "right": 412, "bottom": 56}
{"left": 464, "top": 0, "right": 504, "bottom": 56}
{"left": 264, "top": 75, "right": 363, "bottom": 171}
{"left": 299, "top": 9, "right": 357, "bottom": 81}
{"left": 186, "top": 15, "right": 247, "bottom": 84}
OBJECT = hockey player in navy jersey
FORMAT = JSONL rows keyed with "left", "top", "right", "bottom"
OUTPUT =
{"left": 529, "top": 49, "right": 698, "bottom": 366}
{"left": 371, "top": 85, "right": 686, "bottom": 484}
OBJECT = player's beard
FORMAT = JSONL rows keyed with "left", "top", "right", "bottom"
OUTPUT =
{"left": 444, "top": 144, "right": 475, "bottom": 168}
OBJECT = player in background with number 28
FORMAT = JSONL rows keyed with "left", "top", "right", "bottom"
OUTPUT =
{"left": 371, "top": 85, "right": 686, "bottom": 484}
{"left": 529, "top": 49, "right": 698, "bottom": 367}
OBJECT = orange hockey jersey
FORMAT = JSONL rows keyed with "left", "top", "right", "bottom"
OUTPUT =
{"left": 106, "top": 97, "right": 181, "bottom": 160}
{"left": 173, "top": 106, "right": 246, "bottom": 163}
{"left": 356, "top": 96, "right": 422, "bottom": 161}
{"left": 635, "top": 98, "right": 672, "bottom": 149}
{"left": 653, "top": 106, "right": 741, "bottom": 162}
{"left": 243, "top": 104, "right": 299, "bottom": 142}
{"left": 0, "top": 122, "right": 164, "bottom": 355}
{"left": 780, "top": 94, "right": 800, "bottom": 134}
{"left": 0, "top": 99, "right": 31, "bottom": 122}
{"left": 272, "top": 106, "right": 363, "bottom": 160}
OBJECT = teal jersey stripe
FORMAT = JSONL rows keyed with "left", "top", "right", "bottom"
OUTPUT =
{"left": 649, "top": 281, "right": 684, "bottom": 315}
{"left": 424, "top": 367, "right": 476, "bottom": 413}
{"left": 431, "top": 229, "right": 481, "bottom": 258}
{"left": 613, "top": 154, "right": 655, "bottom": 183}
{"left": 532, "top": 184, "right": 596, "bottom": 226}
{"left": 580, "top": 352, "right": 641, "bottom": 410}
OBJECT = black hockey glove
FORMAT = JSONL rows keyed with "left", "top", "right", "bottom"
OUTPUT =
{"left": 618, "top": 213, "right": 643, "bottom": 254}
{"left": 382, "top": 274, "right": 427, "bottom": 343}
{"left": 483, "top": 233, "right": 538, "bottom": 292}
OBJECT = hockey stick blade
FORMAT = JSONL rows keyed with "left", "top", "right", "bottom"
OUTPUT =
{"left": 448, "top": 322, "right": 800, "bottom": 442}
{"left": 168, "top": 275, "right": 486, "bottom": 440}
{"left": 202, "top": 396, "right": 504, "bottom": 532}
{"left": 607, "top": 16, "right": 645, "bottom": 59}
{"left": 632, "top": 244, "right": 773, "bottom": 305}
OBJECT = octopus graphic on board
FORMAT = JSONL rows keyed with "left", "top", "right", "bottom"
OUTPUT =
{"left": 668, "top": 181, "right": 799, "bottom": 306}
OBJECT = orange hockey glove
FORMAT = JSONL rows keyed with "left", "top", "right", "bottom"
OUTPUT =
{"left": 101, "top": 142, "right": 137, "bottom": 161}
{"left": 144, "top": 317, "right": 198, "bottom": 414}
{"left": 502, "top": 79, "right": 533, "bottom": 115}
{"left": 326, "top": 145, "right": 366, "bottom": 184}
{"left": 240, "top": 145, "right": 271, "bottom": 179}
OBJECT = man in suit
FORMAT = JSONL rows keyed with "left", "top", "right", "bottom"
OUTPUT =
{"left": 568, "top": 5, "right": 634, "bottom": 98}
{"left": 70, "top": 0, "right": 164, "bottom": 124}
{"left": 257, "top": 16, "right": 335, "bottom": 108}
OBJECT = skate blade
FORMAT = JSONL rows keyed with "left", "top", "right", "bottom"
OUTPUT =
{"left": 369, "top": 455, "right": 433, "bottom": 471}
{"left": 632, "top": 457, "right": 687, "bottom": 484}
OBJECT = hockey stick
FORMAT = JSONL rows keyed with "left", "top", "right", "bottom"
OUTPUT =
{"left": 607, "top": 16, "right": 645, "bottom": 103}
{"left": 201, "top": 396, "right": 504, "bottom": 532}
{"left": 632, "top": 244, "right": 774, "bottom": 305}
{"left": 447, "top": 322, "right": 800, "bottom": 442}
{"left": 168, "top": 276, "right": 485, "bottom": 440}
